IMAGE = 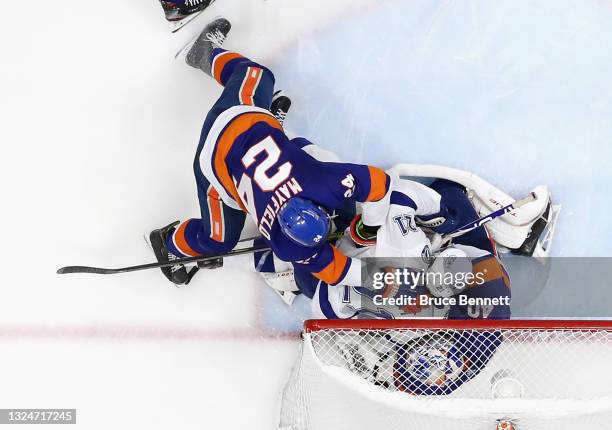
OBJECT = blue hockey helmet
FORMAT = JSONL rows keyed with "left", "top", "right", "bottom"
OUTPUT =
{"left": 277, "top": 197, "right": 331, "bottom": 247}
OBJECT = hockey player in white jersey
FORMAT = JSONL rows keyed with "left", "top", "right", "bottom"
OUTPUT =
{"left": 323, "top": 175, "right": 514, "bottom": 320}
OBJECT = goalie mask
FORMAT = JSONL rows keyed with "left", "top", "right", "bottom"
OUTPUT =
{"left": 407, "top": 342, "right": 465, "bottom": 386}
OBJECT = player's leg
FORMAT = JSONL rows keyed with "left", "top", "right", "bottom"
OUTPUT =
{"left": 182, "top": 19, "right": 276, "bottom": 111}
{"left": 149, "top": 176, "right": 246, "bottom": 286}
{"left": 166, "top": 176, "right": 247, "bottom": 259}
{"left": 208, "top": 48, "right": 276, "bottom": 111}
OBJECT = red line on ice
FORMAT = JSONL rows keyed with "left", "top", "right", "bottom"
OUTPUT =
{"left": 0, "top": 325, "right": 300, "bottom": 341}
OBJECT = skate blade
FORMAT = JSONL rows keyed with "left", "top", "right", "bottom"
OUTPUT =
{"left": 174, "top": 32, "right": 200, "bottom": 61}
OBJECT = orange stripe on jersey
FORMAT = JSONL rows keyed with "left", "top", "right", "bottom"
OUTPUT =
{"left": 207, "top": 186, "right": 224, "bottom": 242}
{"left": 471, "top": 256, "right": 510, "bottom": 288}
{"left": 366, "top": 166, "right": 389, "bottom": 202}
{"left": 213, "top": 113, "right": 283, "bottom": 211}
{"left": 173, "top": 220, "right": 200, "bottom": 257}
{"left": 313, "top": 246, "right": 349, "bottom": 285}
{"left": 212, "top": 51, "right": 243, "bottom": 84}
{"left": 239, "top": 67, "right": 263, "bottom": 106}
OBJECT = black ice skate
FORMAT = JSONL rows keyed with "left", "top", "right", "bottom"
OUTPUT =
{"left": 149, "top": 221, "right": 199, "bottom": 285}
{"left": 176, "top": 17, "right": 232, "bottom": 75}
{"left": 160, "top": 0, "right": 214, "bottom": 22}
{"left": 159, "top": 1, "right": 217, "bottom": 33}
{"left": 271, "top": 90, "right": 292, "bottom": 126}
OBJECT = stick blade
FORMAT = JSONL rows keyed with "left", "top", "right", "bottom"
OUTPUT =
{"left": 57, "top": 266, "right": 113, "bottom": 275}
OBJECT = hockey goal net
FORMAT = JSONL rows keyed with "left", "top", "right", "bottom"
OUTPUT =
{"left": 278, "top": 319, "right": 612, "bottom": 430}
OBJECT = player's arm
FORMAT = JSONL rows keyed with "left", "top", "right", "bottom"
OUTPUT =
{"left": 310, "top": 161, "right": 392, "bottom": 229}
{"left": 342, "top": 163, "right": 391, "bottom": 203}
{"left": 269, "top": 220, "right": 361, "bottom": 287}
{"left": 294, "top": 242, "right": 362, "bottom": 286}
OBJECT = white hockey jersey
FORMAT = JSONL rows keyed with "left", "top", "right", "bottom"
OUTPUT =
{"left": 312, "top": 178, "right": 446, "bottom": 319}
{"left": 336, "top": 178, "right": 443, "bottom": 260}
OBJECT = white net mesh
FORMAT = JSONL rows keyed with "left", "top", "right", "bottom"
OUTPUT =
{"left": 278, "top": 320, "right": 612, "bottom": 430}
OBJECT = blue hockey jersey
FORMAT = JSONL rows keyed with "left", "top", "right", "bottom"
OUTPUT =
{"left": 199, "top": 105, "right": 390, "bottom": 285}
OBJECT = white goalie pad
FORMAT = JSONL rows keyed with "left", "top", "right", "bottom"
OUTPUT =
{"left": 388, "top": 164, "right": 560, "bottom": 256}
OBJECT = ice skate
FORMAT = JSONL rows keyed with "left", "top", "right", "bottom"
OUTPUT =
{"left": 148, "top": 221, "right": 198, "bottom": 286}
{"left": 176, "top": 17, "right": 231, "bottom": 75}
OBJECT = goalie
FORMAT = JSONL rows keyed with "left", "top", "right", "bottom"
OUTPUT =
{"left": 334, "top": 325, "right": 503, "bottom": 395}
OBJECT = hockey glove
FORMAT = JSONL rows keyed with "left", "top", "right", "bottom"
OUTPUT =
{"left": 349, "top": 214, "right": 379, "bottom": 247}
{"left": 416, "top": 204, "right": 459, "bottom": 235}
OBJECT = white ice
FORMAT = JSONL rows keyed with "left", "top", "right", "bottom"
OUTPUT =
{"left": 276, "top": 0, "right": 612, "bottom": 256}
{"left": 1, "top": 0, "right": 611, "bottom": 429}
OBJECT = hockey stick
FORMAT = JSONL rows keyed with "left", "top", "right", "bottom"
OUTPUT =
{"left": 57, "top": 193, "right": 535, "bottom": 276}
{"left": 441, "top": 192, "right": 537, "bottom": 242}
{"left": 56, "top": 231, "right": 346, "bottom": 275}
{"left": 56, "top": 243, "right": 271, "bottom": 275}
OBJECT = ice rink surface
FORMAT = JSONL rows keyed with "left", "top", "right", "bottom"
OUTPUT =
{"left": 276, "top": 0, "right": 612, "bottom": 257}
{"left": 0, "top": 0, "right": 611, "bottom": 428}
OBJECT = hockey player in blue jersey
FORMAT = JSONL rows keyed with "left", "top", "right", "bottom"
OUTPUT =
{"left": 148, "top": 18, "right": 431, "bottom": 286}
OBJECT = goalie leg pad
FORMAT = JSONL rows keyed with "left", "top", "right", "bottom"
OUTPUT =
{"left": 389, "top": 164, "right": 559, "bottom": 256}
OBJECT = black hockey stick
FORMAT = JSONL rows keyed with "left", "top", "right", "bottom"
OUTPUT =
{"left": 56, "top": 192, "right": 535, "bottom": 275}
{"left": 56, "top": 243, "right": 271, "bottom": 275}
{"left": 56, "top": 231, "right": 346, "bottom": 275}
